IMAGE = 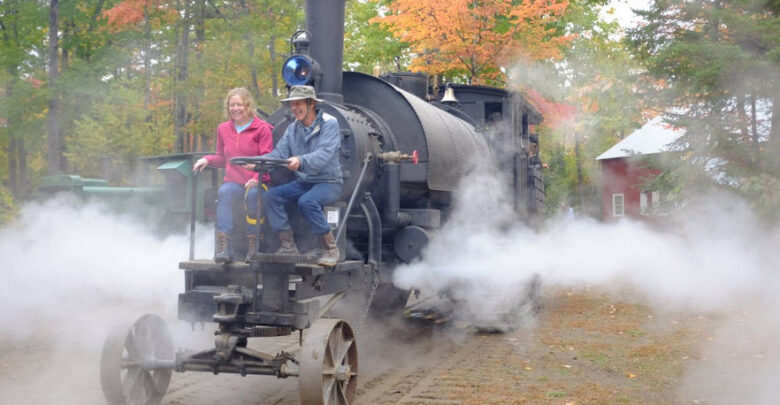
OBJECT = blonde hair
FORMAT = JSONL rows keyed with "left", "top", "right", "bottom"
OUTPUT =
{"left": 223, "top": 87, "right": 258, "bottom": 120}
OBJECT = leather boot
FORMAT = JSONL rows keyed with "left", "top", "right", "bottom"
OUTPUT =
{"left": 317, "top": 231, "right": 340, "bottom": 267}
{"left": 214, "top": 231, "right": 234, "bottom": 264}
{"left": 275, "top": 230, "right": 300, "bottom": 255}
{"left": 244, "top": 234, "right": 258, "bottom": 262}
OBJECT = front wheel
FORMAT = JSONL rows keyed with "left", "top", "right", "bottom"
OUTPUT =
{"left": 100, "top": 314, "right": 174, "bottom": 405}
{"left": 299, "top": 318, "right": 358, "bottom": 405}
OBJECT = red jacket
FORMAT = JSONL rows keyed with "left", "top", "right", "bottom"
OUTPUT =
{"left": 204, "top": 117, "right": 274, "bottom": 184}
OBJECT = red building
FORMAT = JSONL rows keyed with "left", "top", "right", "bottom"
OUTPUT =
{"left": 596, "top": 117, "right": 683, "bottom": 222}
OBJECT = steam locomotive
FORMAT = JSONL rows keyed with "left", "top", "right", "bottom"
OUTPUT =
{"left": 99, "top": 1, "right": 544, "bottom": 404}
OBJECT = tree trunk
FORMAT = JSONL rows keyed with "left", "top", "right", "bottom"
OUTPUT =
{"left": 240, "top": 0, "right": 260, "bottom": 98}
{"left": 174, "top": 0, "right": 191, "bottom": 153}
{"left": 86, "top": 0, "right": 106, "bottom": 61}
{"left": 17, "top": 134, "right": 26, "bottom": 197}
{"left": 193, "top": 0, "right": 206, "bottom": 152}
{"left": 771, "top": 93, "right": 780, "bottom": 145}
{"left": 4, "top": 69, "right": 17, "bottom": 194}
{"left": 574, "top": 131, "right": 585, "bottom": 209}
{"left": 7, "top": 137, "right": 17, "bottom": 195}
{"left": 708, "top": 0, "right": 722, "bottom": 42}
{"left": 61, "top": 20, "right": 69, "bottom": 69}
{"left": 47, "top": 0, "right": 62, "bottom": 175}
{"left": 249, "top": 40, "right": 259, "bottom": 98}
{"left": 269, "top": 35, "right": 278, "bottom": 97}
{"left": 750, "top": 93, "right": 759, "bottom": 164}
{"left": 736, "top": 93, "right": 750, "bottom": 143}
{"left": 143, "top": 2, "right": 151, "bottom": 113}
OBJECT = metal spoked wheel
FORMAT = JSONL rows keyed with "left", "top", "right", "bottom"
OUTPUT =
{"left": 299, "top": 318, "right": 358, "bottom": 405}
{"left": 100, "top": 314, "right": 174, "bottom": 405}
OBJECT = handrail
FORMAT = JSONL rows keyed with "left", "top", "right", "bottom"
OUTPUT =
{"left": 335, "top": 153, "right": 372, "bottom": 242}
{"left": 189, "top": 168, "right": 198, "bottom": 261}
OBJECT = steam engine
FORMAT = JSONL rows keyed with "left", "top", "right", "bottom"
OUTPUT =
{"left": 267, "top": 0, "right": 544, "bottom": 267}
{"left": 99, "top": 1, "right": 544, "bottom": 405}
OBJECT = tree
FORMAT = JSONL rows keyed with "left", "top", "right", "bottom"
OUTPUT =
{"left": 627, "top": 0, "right": 780, "bottom": 220}
{"left": 66, "top": 78, "right": 173, "bottom": 181}
{"left": 47, "top": 0, "right": 62, "bottom": 175}
{"left": 344, "top": 0, "right": 408, "bottom": 74}
{"left": 0, "top": 0, "right": 47, "bottom": 197}
{"left": 515, "top": 0, "right": 646, "bottom": 218}
{"left": 375, "top": 0, "right": 572, "bottom": 85}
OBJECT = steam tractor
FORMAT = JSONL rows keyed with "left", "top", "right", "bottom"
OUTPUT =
{"left": 99, "top": 0, "right": 544, "bottom": 404}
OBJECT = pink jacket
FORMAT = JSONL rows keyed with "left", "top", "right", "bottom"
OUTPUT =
{"left": 204, "top": 117, "right": 274, "bottom": 184}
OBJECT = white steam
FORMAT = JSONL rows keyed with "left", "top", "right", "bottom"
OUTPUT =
{"left": 394, "top": 162, "right": 778, "bottom": 314}
{"left": 0, "top": 196, "right": 214, "bottom": 404}
{"left": 392, "top": 160, "right": 780, "bottom": 404}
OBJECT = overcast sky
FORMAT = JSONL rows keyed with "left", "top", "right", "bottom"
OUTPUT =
{"left": 603, "top": 0, "right": 652, "bottom": 28}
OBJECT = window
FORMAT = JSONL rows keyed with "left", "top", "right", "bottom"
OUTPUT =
{"left": 612, "top": 194, "right": 624, "bottom": 217}
{"left": 640, "top": 190, "right": 662, "bottom": 216}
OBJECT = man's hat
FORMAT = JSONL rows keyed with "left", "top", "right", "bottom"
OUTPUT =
{"left": 281, "top": 85, "right": 324, "bottom": 105}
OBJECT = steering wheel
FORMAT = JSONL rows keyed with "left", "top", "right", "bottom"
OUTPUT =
{"left": 230, "top": 156, "right": 290, "bottom": 172}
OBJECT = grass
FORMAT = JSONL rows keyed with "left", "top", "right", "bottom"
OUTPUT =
{"left": 581, "top": 351, "right": 608, "bottom": 364}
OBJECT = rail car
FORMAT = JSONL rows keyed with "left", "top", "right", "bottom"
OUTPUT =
{"left": 99, "top": 0, "right": 544, "bottom": 404}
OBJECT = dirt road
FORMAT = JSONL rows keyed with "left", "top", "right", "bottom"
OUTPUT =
{"left": 0, "top": 287, "right": 715, "bottom": 404}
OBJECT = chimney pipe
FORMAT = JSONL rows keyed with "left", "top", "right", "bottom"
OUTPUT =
{"left": 305, "top": 0, "right": 345, "bottom": 104}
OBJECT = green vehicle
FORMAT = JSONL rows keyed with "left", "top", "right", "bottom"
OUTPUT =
{"left": 38, "top": 152, "right": 219, "bottom": 234}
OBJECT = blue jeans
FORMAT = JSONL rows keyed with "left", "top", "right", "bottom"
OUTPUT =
{"left": 262, "top": 181, "right": 341, "bottom": 235}
{"left": 216, "top": 182, "right": 259, "bottom": 235}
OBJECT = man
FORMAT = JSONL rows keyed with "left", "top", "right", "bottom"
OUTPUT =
{"left": 528, "top": 135, "right": 547, "bottom": 169}
{"left": 262, "top": 85, "right": 342, "bottom": 266}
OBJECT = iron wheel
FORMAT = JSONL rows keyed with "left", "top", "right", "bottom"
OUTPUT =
{"left": 100, "top": 314, "right": 174, "bottom": 405}
{"left": 299, "top": 318, "right": 358, "bottom": 404}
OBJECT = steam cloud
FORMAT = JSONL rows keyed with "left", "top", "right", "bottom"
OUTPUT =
{"left": 392, "top": 160, "right": 780, "bottom": 404}
{"left": 2, "top": 165, "right": 778, "bottom": 404}
{"left": 0, "top": 195, "right": 214, "bottom": 404}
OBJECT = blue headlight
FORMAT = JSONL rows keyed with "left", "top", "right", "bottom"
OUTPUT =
{"left": 282, "top": 55, "right": 315, "bottom": 86}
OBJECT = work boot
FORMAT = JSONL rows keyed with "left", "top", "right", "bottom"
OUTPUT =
{"left": 214, "top": 231, "right": 234, "bottom": 264}
{"left": 274, "top": 230, "right": 300, "bottom": 255}
{"left": 317, "top": 231, "right": 340, "bottom": 267}
{"left": 244, "top": 234, "right": 258, "bottom": 262}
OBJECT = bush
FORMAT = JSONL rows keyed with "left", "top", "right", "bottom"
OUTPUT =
{"left": 0, "top": 184, "right": 18, "bottom": 225}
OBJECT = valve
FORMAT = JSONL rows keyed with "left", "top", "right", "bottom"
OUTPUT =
{"left": 377, "top": 150, "right": 419, "bottom": 164}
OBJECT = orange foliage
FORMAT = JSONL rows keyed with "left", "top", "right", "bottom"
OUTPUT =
{"left": 375, "top": 0, "right": 572, "bottom": 84}
{"left": 103, "top": 0, "right": 175, "bottom": 32}
{"left": 524, "top": 88, "right": 577, "bottom": 130}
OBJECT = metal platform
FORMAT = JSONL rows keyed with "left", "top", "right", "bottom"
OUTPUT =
{"left": 252, "top": 252, "right": 318, "bottom": 264}
{"left": 179, "top": 259, "right": 367, "bottom": 277}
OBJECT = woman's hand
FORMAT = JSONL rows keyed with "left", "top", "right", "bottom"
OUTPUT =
{"left": 245, "top": 178, "right": 259, "bottom": 189}
{"left": 193, "top": 157, "right": 208, "bottom": 173}
{"left": 242, "top": 163, "right": 256, "bottom": 171}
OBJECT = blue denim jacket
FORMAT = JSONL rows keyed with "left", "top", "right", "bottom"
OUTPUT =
{"left": 266, "top": 109, "right": 343, "bottom": 184}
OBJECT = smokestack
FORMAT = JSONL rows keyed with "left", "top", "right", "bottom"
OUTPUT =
{"left": 305, "top": 0, "right": 345, "bottom": 104}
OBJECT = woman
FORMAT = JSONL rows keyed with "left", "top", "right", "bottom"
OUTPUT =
{"left": 193, "top": 88, "right": 273, "bottom": 263}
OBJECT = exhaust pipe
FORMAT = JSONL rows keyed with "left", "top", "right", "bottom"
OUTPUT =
{"left": 305, "top": 0, "right": 346, "bottom": 103}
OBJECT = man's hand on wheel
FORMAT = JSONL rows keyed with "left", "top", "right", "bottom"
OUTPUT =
{"left": 287, "top": 156, "right": 301, "bottom": 172}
